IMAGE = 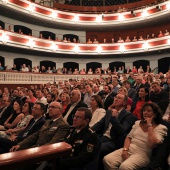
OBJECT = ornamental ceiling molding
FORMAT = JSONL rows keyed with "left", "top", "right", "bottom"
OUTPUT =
{"left": 0, "top": 0, "right": 170, "bottom": 26}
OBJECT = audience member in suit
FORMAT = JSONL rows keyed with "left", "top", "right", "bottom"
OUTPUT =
{"left": 150, "top": 81, "right": 169, "bottom": 114}
{"left": 132, "top": 76, "right": 145, "bottom": 100}
{"left": 18, "top": 89, "right": 27, "bottom": 103}
{"left": 146, "top": 65, "right": 152, "bottom": 73}
{"left": 56, "top": 107, "right": 101, "bottom": 170}
{"left": 11, "top": 89, "right": 20, "bottom": 105}
{"left": 99, "top": 85, "right": 116, "bottom": 110}
{"left": 125, "top": 66, "right": 132, "bottom": 74}
{"left": 122, "top": 80, "right": 136, "bottom": 101}
{"left": 92, "top": 94, "right": 138, "bottom": 170}
{"left": 0, "top": 102, "right": 46, "bottom": 153}
{"left": 63, "top": 89, "right": 88, "bottom": 125}
{"left": 10, "top": 101, "right": 69, "bottom": 151}
{"left": 0, "top": 96, "right": 14, "bottom": 126}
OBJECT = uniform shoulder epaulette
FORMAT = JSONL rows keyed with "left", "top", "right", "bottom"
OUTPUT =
{"left": 88, "top": 128, "right": 94, "bottom": 134}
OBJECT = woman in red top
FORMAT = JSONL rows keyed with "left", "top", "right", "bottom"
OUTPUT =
{"left": 133, "top": 86, "right": 150, "bottom": 119}
{"left": 60, "top": 92, "right": 70, "bottom": 114}
{"left": 132, "top": 66, "right": 138, "bottom": 74}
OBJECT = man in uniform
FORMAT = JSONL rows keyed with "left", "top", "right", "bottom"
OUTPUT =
{"left": 57, "top": 107, "right": 101, "bottom": 170}
{"left": 10, "top": 101, "right": 70, "bottom": 151}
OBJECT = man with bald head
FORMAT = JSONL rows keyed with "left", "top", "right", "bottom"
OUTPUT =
{"left": 10, "top": 101, "right": 70, "bottom": 152}
{"left": 63, "top": 89, "right": 88, "bottom": 125}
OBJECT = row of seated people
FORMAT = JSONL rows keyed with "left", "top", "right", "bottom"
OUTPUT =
{"left": 1, "top": 25, "right": 169, "bottom": 43}
{"left": 2, "top": 62, "right": 152, "bottom": 75}
{"left": 0, "top": 71, "right": 169, "bottom": 169}
{"left": 87, "top": 30, "right": 170, "bottom": 44}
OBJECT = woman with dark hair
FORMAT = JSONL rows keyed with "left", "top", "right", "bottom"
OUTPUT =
{"left": 26, "top": 89, "right": 36, "bottom": 103}
{"left": 133, "top": 86, "right": 150, "bottom": 119}
{"left": 103, "top": 102, "right": 167, "bottom": 170}
{"left": 145, "top": 74, "right": 153, "bottom": 89}
{"left": 89, "top": 95, "right": 106, "bottom": 127}
{"left": 0, "top": 102, "right": 33, "bottom": 139}
{"left": 0, "top": 100, "right": 24, "bottom": 130}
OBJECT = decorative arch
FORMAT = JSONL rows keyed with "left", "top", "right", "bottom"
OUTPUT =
{"left": 63, "top": 62, "right": 79, "bottom": 72}
{"left": 86, "top": 62, "right": 102, "bottom": 73}
{"left": 0, "top": 56, "right": 5, "bottom": 68}
{"left": 158, "top": 57, "right": 170, "bottom": 73}
{"left": 109, "top": 61, "right": 125, "bottom": 72}
{"left": 0, "top": 20, "right": 5, "bottom": 29}
{"left": 40, "top": 31, "right": 56, "bottom": 40}
{"left": 14, "top": 25, "right": 32, "bottom": 35}
{"left": 14, "top": 58, "right": 32, "bottom": 71}
{"left": 40, "top": 61, "right": 56, "bottom": 70}
{"left": 63, "top": 34, "right": 79, "bottom": 42}
{"left": 133, "top": 60, "right": 149, "bottom": 72}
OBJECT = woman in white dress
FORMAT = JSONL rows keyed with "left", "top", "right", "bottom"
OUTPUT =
{"left": 89, "top": 95, "right": 106, "bottom": 127}
{"left": 103, "top": 102, "right": 167, "bottom": 170}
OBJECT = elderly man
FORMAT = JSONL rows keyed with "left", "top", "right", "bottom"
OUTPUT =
{"left": 92, "top": 93, "right": 138, "bottom": 170}
{"left": 63, "top": 89, "right": 87, "bottom": 125}
{"left": 57, "top": 107, "right": 101, "bottom": 170}
{"left": 10, "top": 101, "right": 69, "bottom": 151}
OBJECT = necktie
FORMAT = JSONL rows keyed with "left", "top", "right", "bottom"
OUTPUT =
{"left": 23, "top": 119, "right": 35, "bottom": 137}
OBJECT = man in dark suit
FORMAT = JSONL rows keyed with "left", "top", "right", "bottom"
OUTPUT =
{"left": 10, "top": 101, "right": 70, "bottom": 151}
{"left": 0, "top": 102, "right": 46, "bottom": 153}
{"left": 99, "top": 85, "right": 116, "bottom": 110}
{"left": 63, "top": 89, "right": 87, "bottom": 125}
{"left": 125, "top": 66, "right": 131, "bottom": 74}
{"left": 92, "top": 94, "right": 138, "bottom": 170}
{"left": 0, "top": 96, "right": 14, "bottom": 126}
{"left": 122, "top": 80, "right": 136, "bottom": 101}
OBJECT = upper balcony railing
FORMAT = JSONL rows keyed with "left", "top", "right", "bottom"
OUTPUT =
{"left": 0, "top": 29, "right": 170, "bottom": 55}
{"left": 1, "top": 0, "right": 170, "bottom": 28}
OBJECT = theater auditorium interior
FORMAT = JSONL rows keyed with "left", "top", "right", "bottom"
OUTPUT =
{"left": 0, "top": 0, "right": 170, "bottom": 169}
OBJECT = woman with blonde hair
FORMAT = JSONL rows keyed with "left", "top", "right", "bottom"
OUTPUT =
{"left": 60, "top": 92, "right": 70, "bottom": 114}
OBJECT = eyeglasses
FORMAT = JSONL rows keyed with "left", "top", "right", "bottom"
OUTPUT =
{"left": 48, "top": 106, "right": 61, "bottom": 109}
{"left": 73, "top": 115, "right": 85, "bottom": 120}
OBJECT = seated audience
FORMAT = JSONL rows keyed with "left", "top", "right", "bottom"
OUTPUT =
{"left": 111, "top": 38, "right": 114, "bottom": 43}
{"left": 132, "top": 36, "right": 137, "bottom": 42}
{"left": 138, "top": 35, "right": 144, "bottom": 41}
{"left": 132, "top": 86, "right": 150, "bottom": 119}
{"left": 79, "top": 68, "right": 86, "bottom": 74}
{"left": 60, "top": 92, "right": 70, "bottom": 114}
{"left": 132, "top": 66, "right": 138, "bottom": 74}
{"left": 103, "top": 102, "right": 167, "bottom": 170}
{"left": 55, "top": 107, "right": 101, "bottom": 170}
{"left": 87, "top": 38, "right": 92, "bottom": 44}
{"left": 8, "top": 25, "right": 14, "bottom": 32}
{"left": 92, "top": 93, "right": 138, "bottom": 170}
{"left": 117, "top": 37, "right": 124, "bottom": 43}
{"left": 0, "top": 96, "right": 14, "bottom": 126}
{"left": 63, "top": 89, "right": 87, "bottom": 125}
{"left": 32, "top": 66, "right": 39, "bottom": 73}
{"left": 87, "top": 68, "right": 93, "bottom": 74}
{"left": 0, "top": 100, "right": 24, "bottom": 131}
{"left": 93, "top": 38, "right": 99, "bottom": 44}
{"left": 125, "top": 36, "right": 131, "bottom": 42}
{"left": 122, "top": 80, "right": 136, "bottom": 101}
{"left": 0, "top": 102, "right": 33, "bottom": 140}
{"left": 149, "top": 81, "right": 169, "bottom": 114}
{"left": 0, "top": 102, "right": 46, "bottom": 154}
{"left": 89, "top": 95, "right": 106, "bottom": 127}
{"left": 158, "top": 30, "right": 164, "bottom": 38}
{"left": 164, "top": 29, "right": 169, "bottom": 36}
{"left": 138, "top": 66, "right": 144, "bottom": 73}
{"left": 103, "top": 38, "right": 107, "bottom": 43}
{"left": 10, "top": 101, "right": 69, "bottom": 152}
